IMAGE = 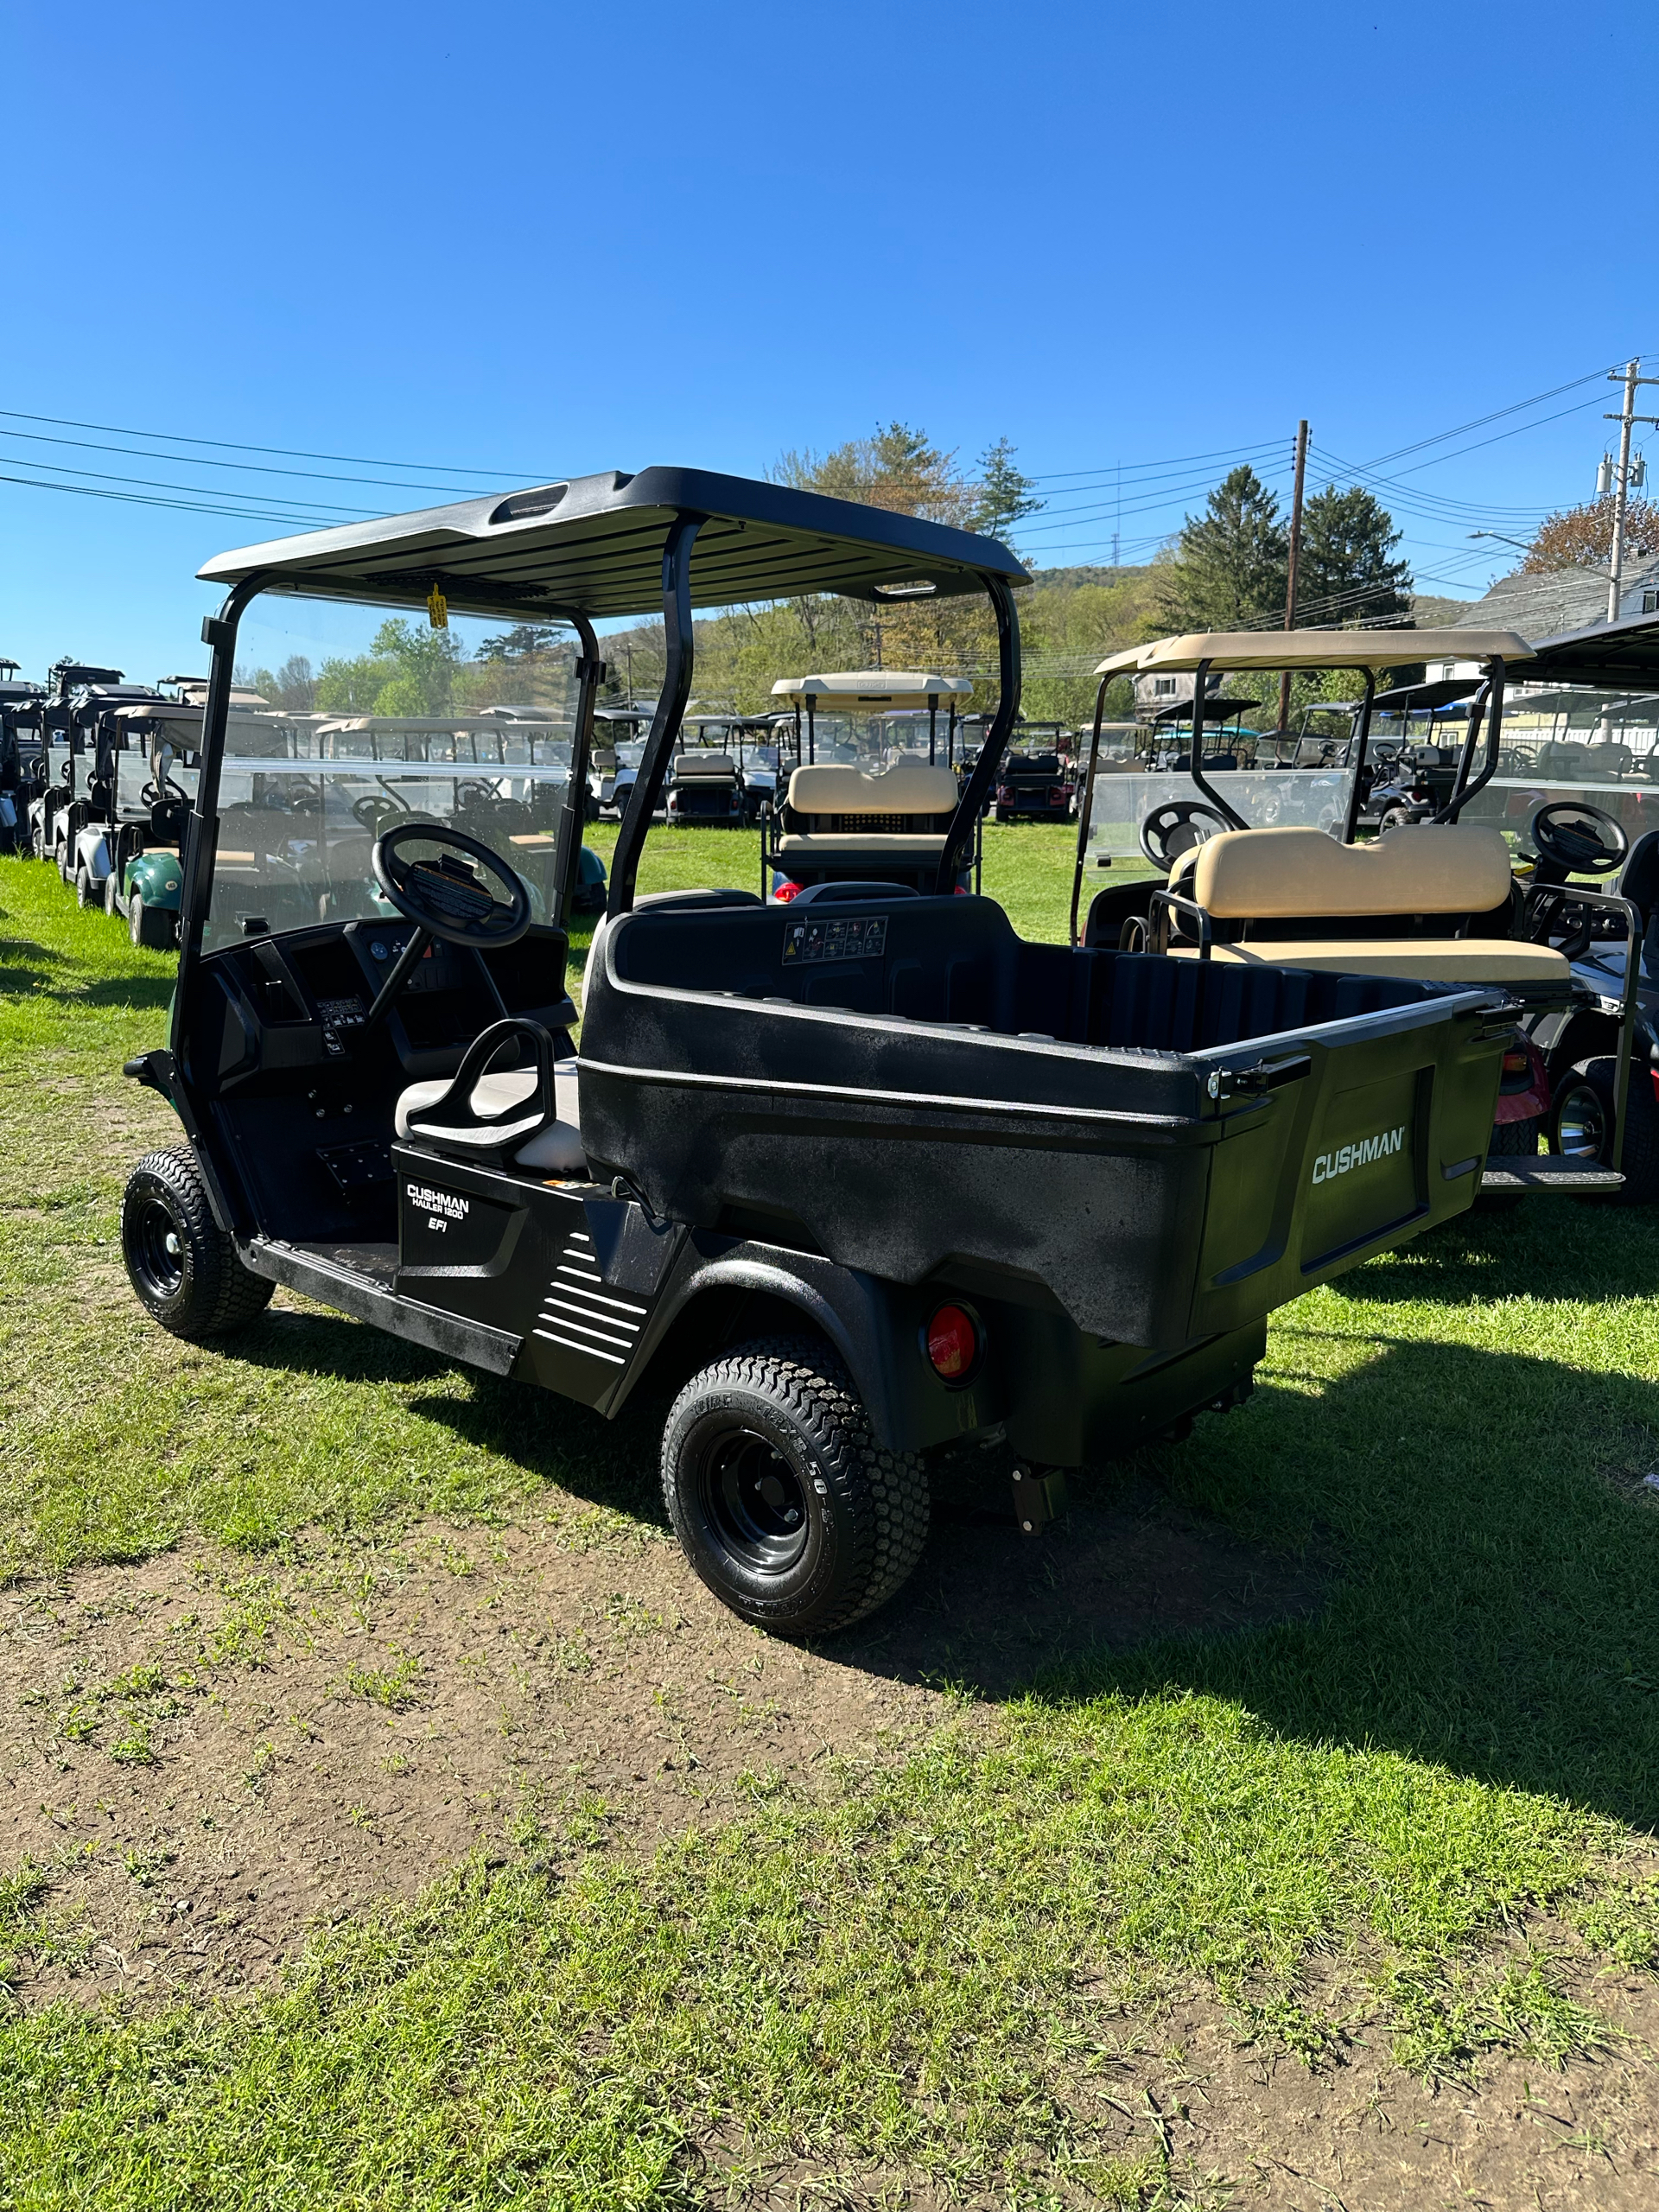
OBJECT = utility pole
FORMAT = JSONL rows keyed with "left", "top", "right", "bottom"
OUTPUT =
{"left": 1604, "top": 359, "right": 1659, "bottom": 622}
{"left": 1277, "top": 418, "right": 1309, "bottom": 734}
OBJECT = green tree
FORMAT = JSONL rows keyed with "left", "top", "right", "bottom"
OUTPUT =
{"left": 314, "top": 620, "right": 461, "bottom": 716}
{"left": 1523, "top": 493, "right": 1659, "bottom": 572}
{"left": 1158, "top": 465, "right": 1289, "bottom": 631}
{"left": 1295, "top": 484, "right": 1413, "bottom": 625}
{"left": 971, "top": 437, "right": 1044, "bottom": 543}
{"left": 775, "top": 423, "right": 968, "bottom": 524}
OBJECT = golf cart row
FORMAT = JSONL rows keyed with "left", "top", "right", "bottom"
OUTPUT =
{"left": 3, "top": 673, "right": 614, "bottom": 948}
{"left": 118, "top": 464, "right": 1527, "bottom": 1643}
{"left": 1071, "top": 621, "right": 1659, "bottom": 1203}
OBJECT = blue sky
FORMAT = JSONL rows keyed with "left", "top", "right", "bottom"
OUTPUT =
{"left": 5, "top": 0, "right": 1656, "bottom": 681}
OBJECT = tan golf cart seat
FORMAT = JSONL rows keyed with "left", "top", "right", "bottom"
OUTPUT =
{"left": 772, "top": 760, "right": 958, "bottom": 872}
{"left": 1162, "top": 823, "right": 1572, "bottom": 986}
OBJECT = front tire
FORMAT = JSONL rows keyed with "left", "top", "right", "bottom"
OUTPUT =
{"left": 662, "top": 1337, "right": 929, "bottom": 1637}
{"left": 74, "top": 863, "right": 97, "bottom": 908}
{"left": 122, "top": 1147, "right": 273, "bottom": 1339}
{"left": 129, "top": 891, "right": 175, "bottom": 950}
{"left": 1551, "top": 1055, "right": 1659, "bottom": 1205}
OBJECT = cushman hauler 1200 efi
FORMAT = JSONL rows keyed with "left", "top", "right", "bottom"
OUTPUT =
{"left": 121, "top": 468, "right": 1516, "bottom": 1635}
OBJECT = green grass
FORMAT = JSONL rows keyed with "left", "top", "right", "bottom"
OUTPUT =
{"left": 3, "top": 842, "right": 1659, "bottom": 2205}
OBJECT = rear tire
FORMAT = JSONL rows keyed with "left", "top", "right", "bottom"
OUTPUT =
{"left": 105, "top": 871, "right": 120, "bottom": 917}
{"left": 122, "top": 1147, "right": 273, "bottom": 1339}
{"left": 662, "top": 1336, "right": 929, "bottom": 1637}
{"left": 74, "top": 863, "right": 96, "bottom": 908}
{"left": 129, "top": 892, "right": 175, "bottom": 950}
{"left": 1551, "top": 1055, "right": 1659, "bottom": 1205}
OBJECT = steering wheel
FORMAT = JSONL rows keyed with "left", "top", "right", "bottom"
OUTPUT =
{"left": 1140, "top": 798, "right": 1233, "bottom": 871}
{"left": 372, "top": 822, "right": 532, "bottom": 948}
{"left": 1529, "top": 800, "right": 1628, "bottom": 877}
{"left": 353, "top": 790, "right": 410, "bottom": 832}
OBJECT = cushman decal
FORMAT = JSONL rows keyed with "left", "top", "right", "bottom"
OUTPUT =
{"left": 1312, "top": 1124, "right": 1407, "bottom": 1185}
{"left": 406, "top": 1182, "right": 469, "bottom": 1231}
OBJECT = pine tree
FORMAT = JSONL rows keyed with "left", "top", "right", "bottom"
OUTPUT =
{"left": 1294, "top": 485, "right": 1413, "bottom": 625}
{"left": 1158, "top": 465, "right": 1288, "bottom": 629}
{"left": 971, "top": 438, "right": 1044, "bottom": 542}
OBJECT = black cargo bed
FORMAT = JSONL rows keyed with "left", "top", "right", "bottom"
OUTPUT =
{"left": 579, "top": 893, "right": 1510, "bottom": 1350}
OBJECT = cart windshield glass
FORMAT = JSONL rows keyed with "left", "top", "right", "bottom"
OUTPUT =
{"left": 201, "top": 601, "right": 581, "bottom": 951}
{"left": 1082, "top": 750, "right": 1357, "bottom": 864}
{"left": 1452, "top": 682, "right": 1659, "bottom": 855}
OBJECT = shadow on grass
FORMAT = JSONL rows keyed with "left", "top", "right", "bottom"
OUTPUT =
{"left": 0, "top": 930, "right": 175, "bottom": 1014}
{"left": 237, "top": 1305, "right": 669, "bottom": 1529}
{"left": 854, "top": 1332, "right": 1659, "bottom": 1828}
{"left": 1341, "top": 1193, "right": 1659, "bottom": 1308}
{"left": 222, "top": 1287, "right": 1659, "bottom": 1824}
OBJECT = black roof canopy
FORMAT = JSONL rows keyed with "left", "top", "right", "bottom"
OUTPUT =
{"left": 198, "top": 466, "right": 1028, "bottom": 623}
{"left": 1513, "top": 607, "right": 1659, "bottom": 690}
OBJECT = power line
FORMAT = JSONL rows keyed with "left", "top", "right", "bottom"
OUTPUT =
{"left": 0, "top": 404, "right": 536, "bottom": 480}
{"left": 0, "top": 421, "right": 495, "bottom": 498}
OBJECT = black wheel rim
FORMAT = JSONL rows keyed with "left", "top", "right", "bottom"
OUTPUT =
{"left": 699, "top": 1427, "right": 810, "bottom": 1573}
{"left": 130, "top": 1196, "right": 185, "bottom": 1299}
{"left": 1556, "top": 1084, "right": 1608, "bottom": 1161}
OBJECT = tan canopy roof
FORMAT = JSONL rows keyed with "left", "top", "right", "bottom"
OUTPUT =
{"left": 1093, "top": 645, "right": 1146, "bottom": 676}
{"left": 1099, "top": 628, "right": 1534, "bottom": 676}
{"left": 770, "top": 671, "right": 975, "bottom": 709}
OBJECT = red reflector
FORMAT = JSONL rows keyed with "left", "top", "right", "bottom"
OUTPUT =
{"left": 1502, "top": 1051, "right": 1529, "bottom": 1075}
{"left": 772, "top": 879, "right": 802, "bottom": 903}
{"left": 925, "top": 1302, "right": 978, "bottom": 1380}
{"left": 1651, "top": 1069, "right": 1659, "bottom": 1108}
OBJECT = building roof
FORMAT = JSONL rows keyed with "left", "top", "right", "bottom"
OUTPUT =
{"left": 1450, "top": 554, "right": 1659, "bottom": 639}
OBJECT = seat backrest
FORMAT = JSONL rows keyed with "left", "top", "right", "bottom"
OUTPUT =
{"left": 1189, "top": 823, "right": 1512, "bottom": 920}
{"left": 1620, "top": 828, "right": 1659, "bottom": 929}
{"left": 786, "top": 761, "right": 959, "bottom": 817}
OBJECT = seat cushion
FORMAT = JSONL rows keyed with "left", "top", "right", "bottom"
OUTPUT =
{"left": 1189, "top": 823, "right": 1513, "bottom": 919}
{"left": 1166, "top": 937, "right": 1571, "bottom": 983}
{"left": 786, "top": 761, "right": 958, "bottom": 816}
{"left": 396, "top": 1060, "right": 586, "bottom": 1174}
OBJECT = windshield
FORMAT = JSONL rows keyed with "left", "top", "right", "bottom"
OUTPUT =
{"left": 1454, "top": 683, "right": 1659, "bottom": 858}
{"left": 1083, "top": 753, "right": 1357, "bottom": 864}
{"left": 202, "top": 602, "right": 580, "bottom": 952}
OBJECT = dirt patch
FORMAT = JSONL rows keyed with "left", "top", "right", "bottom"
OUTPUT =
{"left": 0, "top": 1459, "right": 1319, "bottom": 2009}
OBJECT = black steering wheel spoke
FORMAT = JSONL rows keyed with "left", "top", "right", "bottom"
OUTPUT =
{"left": 1529, "top": 800, "right": 1628, "bottom": 880}
{"left": 1139, "top": 799, "right": 1233, "bottom": 871}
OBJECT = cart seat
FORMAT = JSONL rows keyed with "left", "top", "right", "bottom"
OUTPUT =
{"left": 396, "top": 1057, "right": 586, "bottom": 1174}
{"left": 1166, "top": 938, "right": 1571, "bottom": 982}
{"left": 1189, "top": 823, "right": 1513, "bottom": 917}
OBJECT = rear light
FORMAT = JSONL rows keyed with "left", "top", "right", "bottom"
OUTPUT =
{"left": 1050, "top": 786, "right": 1068, "bottom": 804}
{"left": 772, "top": 878, "right": 802, "bottom": 903}
{"left": 924, "top": 1301, "right": 980, "bottom": 1382}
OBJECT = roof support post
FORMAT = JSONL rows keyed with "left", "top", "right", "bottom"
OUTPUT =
{"left": 1184, "top": 659, "right": 1249, "bottom": 830}
{"left": 170, "top": 571, "right": 270, "bottom": 1070}
{"left": 1069, "top": 672, "right": 1111, "bottom": 947}
{"left": 1340, "top": 671, "right": 1377, "bottom": 843}
{"left": 551, "top": 613, "right": 603, "bottom": 928}
{"left": 935, "top": 572, "right": 1021, "bottom": 893}
{"left": 1440, "top": 660, "right": 1504, "bottom": 824}
{"left": 606, "top": 513, "right": 702, "bottom": 917}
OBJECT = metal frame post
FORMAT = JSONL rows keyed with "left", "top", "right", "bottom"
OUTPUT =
{"left": 171, "top": 572, "right": 270, "bottom": 1068}
{"left": 1069, "top": 673, "right": 1110, "bottom": 946}
{"left": 550, "top": 613, "right": 602, "bottom": 928}
{"left": 935, "top": 574, "right": 1020, "bottom": 894}
{"left": 606, "top": 513, "right": 702, "bottom": 917}
{"left": 1339, "top": 671, "right": 1378, "bottom": 842}
{"left": 1184, "top": 659, "right": 1249, "bottom": 830}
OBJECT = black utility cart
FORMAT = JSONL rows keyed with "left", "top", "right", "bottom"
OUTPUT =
{"left": 122, "top": 471, "right": 1516, "bottom": 1636}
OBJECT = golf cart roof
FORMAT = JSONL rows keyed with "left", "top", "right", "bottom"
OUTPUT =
{"left": 198, "top": 467, "right": 1028, "bottom": 622}
{"left": 1370, "top": 677, "right": 1481, "bottom": 713}
{"left": 1510, "top": 607, "right": 1659, "bottom": 690}
{"left": 1096, "top": 645, "right": 1144, "bottom": 676}
{"left": 1149, "top": 695, "right": 1257, "bottom": 726}
{"left": 770, "top": 671, "right": 976, "bottom": 709}
{"left": 1096, "top": 628, "right": 1533, "bottom": 674}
